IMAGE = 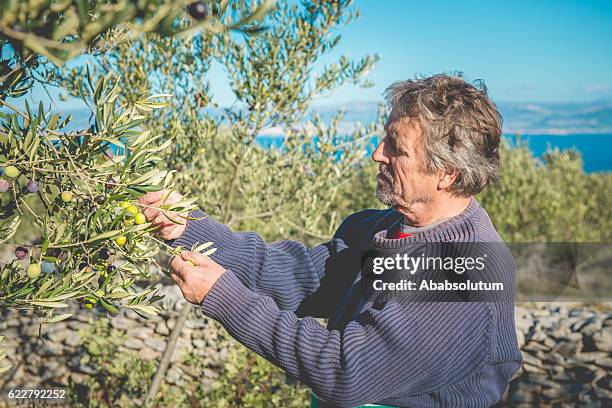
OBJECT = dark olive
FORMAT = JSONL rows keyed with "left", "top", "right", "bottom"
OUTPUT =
{"left": 26, "top": 180, "right": 39, "bottom": 193}
{"left": 98, "top": 248, "right": 111, "bottom": 260}
{"left": 187, "top": 1, "right": 209, "bottom": 20}
{"left": 105, "top": 177, "right": 117, "bottom": 190}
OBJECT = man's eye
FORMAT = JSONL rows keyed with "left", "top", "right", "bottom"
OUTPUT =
{"left": 388, "top": 138, "right": 398, "bottom": 151}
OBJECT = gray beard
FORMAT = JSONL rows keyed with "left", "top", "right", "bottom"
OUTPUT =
{"left": 376, "top": 178, "right": 398, "bottom": 206}
{"left": 376, "top": 165, "right": 399, "bottom": 206}
{"left": 375, "top": 166, "right": 431, "bottom": 208}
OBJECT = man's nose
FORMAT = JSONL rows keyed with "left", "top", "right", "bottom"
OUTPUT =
{"left": 371, "top": 139, "right": 389, "bottom": 164}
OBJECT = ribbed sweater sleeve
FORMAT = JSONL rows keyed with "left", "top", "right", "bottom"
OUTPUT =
{"left": 171, "top": 210, "right": 332, "bottom": 311}
{"left": 201, "top": 270, "right": 494, "bottom": 407}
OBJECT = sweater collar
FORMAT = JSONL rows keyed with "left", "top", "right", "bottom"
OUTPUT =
{"left": 371, "top": 196, "right": 482, "bottom": 248}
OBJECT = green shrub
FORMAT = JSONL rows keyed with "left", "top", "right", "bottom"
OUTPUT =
{"left": 68, "top": 316, "right": 310, "bottom": 407}
{"left": 478, "top": 142, "right": 611, "bottom": 242}
{"left": 69, "top": 319, "right": 157, "bottom": 408}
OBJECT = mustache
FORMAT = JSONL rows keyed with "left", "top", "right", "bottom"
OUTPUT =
{"left": 378, "top": 165, "right": 394, "bottom": 181}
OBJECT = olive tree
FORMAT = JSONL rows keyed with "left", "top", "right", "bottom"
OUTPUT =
{"left": 0, "top": 0, "right": 277, "bottom": 375}
{"left": 37, "top": 1, "right": 381, "bottom": 402}
{"left": 66, "top": 0, "right": 381, "bottom": 247}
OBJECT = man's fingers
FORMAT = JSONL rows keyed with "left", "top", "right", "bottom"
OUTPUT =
{"left": 171, "top": 256, "right": 190, "bottom": 281}
{"left": 180, "top": 251, "right": 210, "bottom": 265}
{"left": 170, "top": 269, "right": 183, "bottom": 285}
{"left": 152, "top": 212, "right": 172, "bottom": 227}
{"left": 143, "top": 203, "right": 164, "bottom": 221}
{"left": 139, "top": 190, "right": 168, "bottom": 205}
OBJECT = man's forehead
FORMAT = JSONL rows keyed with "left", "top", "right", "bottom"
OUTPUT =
{"left": 385, "top": 112, "right": 420, "bottom": 136}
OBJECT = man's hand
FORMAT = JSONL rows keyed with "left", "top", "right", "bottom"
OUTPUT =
{"left": 170, "top": 251, "right": 227, "bottom": 305}
{"left": 139, "top": 189, "right": 189, "bottom": 240}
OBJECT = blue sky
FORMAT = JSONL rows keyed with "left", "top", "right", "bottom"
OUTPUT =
{"left": 210, "top": 0, "right": 612, "bottom": 107}
{"left": 21, "top": 0, "right": 612, "bottom": 111}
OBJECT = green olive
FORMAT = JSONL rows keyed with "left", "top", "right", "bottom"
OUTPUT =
{"left": 4, "top": 166, "right": 19, "bottom": 178}
{"left": 134, "top": 213, "right": 146, "bottom": 225}
{"left": 126, "top": 205, "right": 138, "bottom": 216}
{"left": 60, "top": 191, "right": 73, "bottom": 202}
{"left": 115, "top": 236, "right": 127, "bottom": 247}
{"left": 27, "top": 264, "right": 42, "bottom": 279}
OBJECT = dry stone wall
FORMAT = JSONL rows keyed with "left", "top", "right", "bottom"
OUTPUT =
{"left": 0, "top": 290, "right": 230, "bottom": 393}
{"left": 1, "top": 296, "right": 611, "bottom": 407}
{"left": 503, "top": 305, "right": 612, "bottom": 407}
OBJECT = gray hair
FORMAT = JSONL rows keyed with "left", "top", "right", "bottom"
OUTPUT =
{"left": 384, "top": 73, "right": 502, "bottom": 196}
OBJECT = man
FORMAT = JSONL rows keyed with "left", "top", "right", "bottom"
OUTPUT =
{"left": 140, "top": 74, "right": 523, "bottom": 407}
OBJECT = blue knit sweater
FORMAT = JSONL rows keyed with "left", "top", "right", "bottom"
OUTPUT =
{"left": 172, "top": 198, "right": 523, "bottom": 407}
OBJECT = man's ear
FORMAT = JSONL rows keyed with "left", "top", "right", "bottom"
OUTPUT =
{"left": 437, "top": 168, "right": 459, "bottom": 191}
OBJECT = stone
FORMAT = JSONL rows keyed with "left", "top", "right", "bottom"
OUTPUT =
{"left": 7, "top": 318, "right": 21, "bottom": 328}
{"left": 527, "top": 375, "right": 557, "bottom": 388}
{"left": 126, "top": 327, "right": 154, "bottom": 340}
{"left": 529, "top": 341, "right": 551, "bottom": 352}
{"left": 593, "top": 367, "right": 607, "bottom": 384}
{"left": 537, "top": 316, "right": 558, "bottom": 329}
{"left": 165, "top": 367, "right": 184, "bottom": 385}
{"left": 572, "top": 317, "right": 603, "bottom": 336}
{"left": 569, "top": 309, "right": 595, "bottom": 319}
{"left": 570, "top": 365, "right": 598, "bottom": 383}
{"left": 182, "top": 328, "right": 194, "bottom": 339}
{"left": 170, "top": 345, "right": 189, "bottom": 363}
{"left": 70, "top": 372, "right": 88, "bottom": 384}
{"left": 522, "top": 364, "right": 546, "bottom": 374}
{"left": 73, "top": 313, "right": 90, "bottom": 323}
{"left": 522, "top": 352, "right": 543, "bottom": 367}
{"left": 192, "top": 339, "right": 206, "bottom": 349}
{"left": 554, "top": 332, "right": 583, "bottom": 343}
{"left": 176, "top": 337, "right": 193, "bottom": 353}
{"left": 43, "top": 322, "right": 68, "bottom": 334}
{"left": 184, "top": 319, "right": 206, "bottom": 329}
{"left": 144, "top": 337, "right": 167, "bottom": 352}
{"left": 595, "top": 387, "right": 612, "bottom": 400}
{"left": 138, "top": 347, "right": 159, "bottom": 361}
{"left": 575, "top": 351, "right": 608, "bottom": 363}
{"left": 110, "top": 317, "right": 132, "bottom": 330}
{"left": 46, "top": 330, "right": 69, "bottom": 343}
{"left": 509, "top": 388, "right": 536, "bottom": 403}
{"left": 77, "top": 363, "right": 97, "bottom": 375}
{"left": 21, "top": 324, "right": 42, "bottom": 337}
{"left": 155, "top": 322, "right": 169, "bottom": 335}
{"left": 593, "top": 328, "right": 612, "bottom": 352}
{"left": 40, "top": 341, "right": 65, "bottom": 356}
{"left": 123, "top": 338, "right": 145, "bottom": 350}
{"left": 542, "top": 383, "right": 582, "bottom": 400}
{"left": 551, "top": 371, "right": 573, "bottom": 382}
{"left": 25, "top": 353, "right": 42, "bottom": 367}
{"left": 595, "top": 357, "right": 612, "bottom": 370}
{"left": 67, "top": 321, "right": 86, "bottom": 330}
{"left": 202, "top": 368, "right": 217, "bottom": 379}
{"left": 64, "top": 333, "right": 81, "bottom": 347}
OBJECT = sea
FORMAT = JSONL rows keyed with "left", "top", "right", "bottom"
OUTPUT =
{"left": 256, "top": 133, "right": 612, "bottom": 173}
{"left": 11, "top": 105, "right": 608, "bottom": 173}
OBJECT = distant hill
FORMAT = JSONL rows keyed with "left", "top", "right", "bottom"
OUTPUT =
{"left": 497, "top": 101, "right": 612, "bottom": 134}
{"left": 308, "top": 100, "right": 612, "bottom": 135}
{"left": 19, "top": 99, "right": 612, "bottom": 136}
